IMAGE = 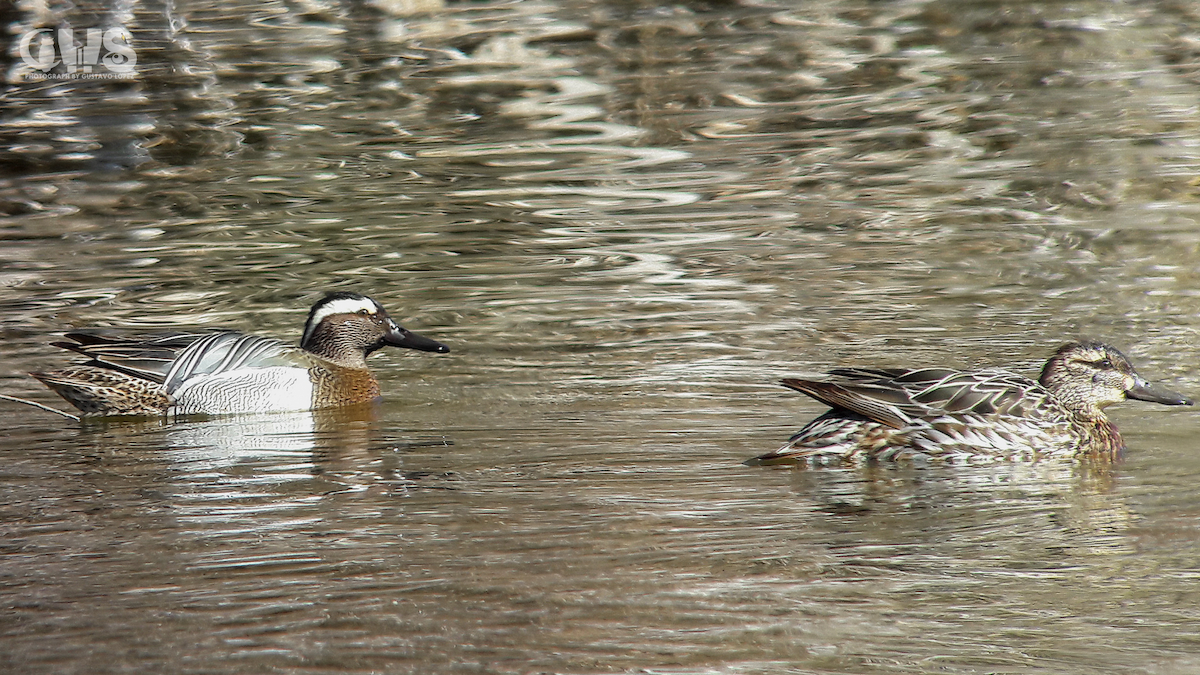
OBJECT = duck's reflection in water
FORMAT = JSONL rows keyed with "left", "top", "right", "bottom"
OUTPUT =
{"left": 774, "top": 457, "right": 1137, "bottom": 566}
{"left": 157, "top": 405, "right": 453, "bottom": 532}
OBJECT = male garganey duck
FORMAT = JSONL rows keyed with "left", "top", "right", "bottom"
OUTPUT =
{"left": 33, "top": 292, "right": 449, "bottom": 417}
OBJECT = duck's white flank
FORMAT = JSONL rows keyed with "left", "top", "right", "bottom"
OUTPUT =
{"left": 169, "top": 366, "right": 314, "bottom": 415}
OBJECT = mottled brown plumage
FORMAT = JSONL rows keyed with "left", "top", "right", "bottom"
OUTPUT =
{"left": 750, "top": 342, "right": 1191, "bottom": 465}
{"left": 33, "top": 366, "right": 171, "bottom": 416}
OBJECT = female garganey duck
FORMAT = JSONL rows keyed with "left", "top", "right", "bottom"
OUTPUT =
{"left": 749, "top": 341, "right": 1191, "bottom": 465}
{"left": 33, "top": 292, "right": 449, "bottom": 417}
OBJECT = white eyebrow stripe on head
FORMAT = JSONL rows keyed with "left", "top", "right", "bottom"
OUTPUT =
{"left": 309, "top": 297, "right": 380, "bottom": 327}
{"left": 314, "top": 295, "right": 379, "bottom": 317}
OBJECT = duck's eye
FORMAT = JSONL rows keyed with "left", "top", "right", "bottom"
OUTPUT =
{"left": 1097, "top": 358, "right": 1114, "bottom": 369}
{"left": 357, "top": 308, "right": 372, "bottom": 316}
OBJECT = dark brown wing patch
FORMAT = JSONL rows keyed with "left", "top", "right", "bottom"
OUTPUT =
{"left": 780, "top": 378, "right": 910, "bottom": 429}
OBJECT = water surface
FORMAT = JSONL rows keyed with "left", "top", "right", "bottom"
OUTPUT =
{"left": 4, "top": 0, "right": 1200, "bottom": 673}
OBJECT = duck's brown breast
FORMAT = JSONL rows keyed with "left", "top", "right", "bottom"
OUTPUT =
{"left": 308, "top": 362, "right": 381, "bottom": 408}
{"left": 1076, "top": 418, "right": 1125, "bottom": 461}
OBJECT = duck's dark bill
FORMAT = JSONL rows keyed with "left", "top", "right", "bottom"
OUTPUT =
{"left": 1127, "top": 379, "right": 1192, "bottom": 406}
{"left": 386, "top": 327, "right": 450, "bottom": 353}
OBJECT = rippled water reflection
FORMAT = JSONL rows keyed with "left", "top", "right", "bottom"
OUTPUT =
{"left": 5, "top": 0, "right": 1200, "bottom": 673}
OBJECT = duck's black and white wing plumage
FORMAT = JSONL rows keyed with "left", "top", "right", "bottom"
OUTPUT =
{"left": 160, "top": 332, "right": 315, "bottom": 414}
{"left": 51, "top": 329, "right": 316, "bottom": 415}
{"left": 51, "top": 329, "right": 219, "bottom": 383}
